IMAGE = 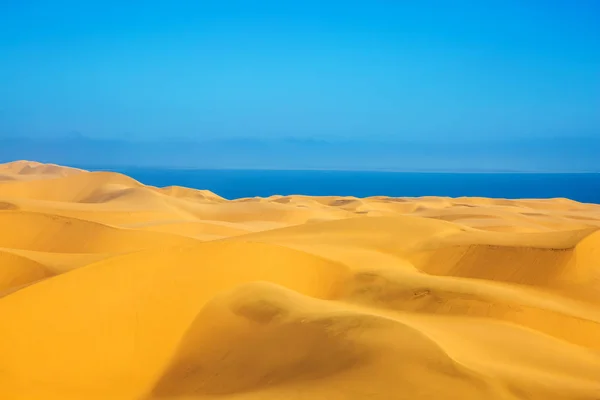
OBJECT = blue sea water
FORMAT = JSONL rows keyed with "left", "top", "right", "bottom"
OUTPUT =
{"left": 90, "top": 168, "right": 600, "bottom": 204}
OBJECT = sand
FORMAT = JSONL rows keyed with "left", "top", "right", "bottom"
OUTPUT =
{"left": 0, "top": 160, "right": 599, "bottom": 400}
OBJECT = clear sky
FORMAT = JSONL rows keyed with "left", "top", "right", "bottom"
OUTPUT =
{"left": 1, "top": 1, "right": 599, "bottom": 146}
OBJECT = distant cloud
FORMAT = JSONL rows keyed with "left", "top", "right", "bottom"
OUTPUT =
{"left": 0, "top": 136, "right": 597, "bottom": 172}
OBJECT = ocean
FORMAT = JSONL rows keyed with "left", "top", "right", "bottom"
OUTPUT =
{"left": 90, "top": 168, "right": 600, "bottom": 204}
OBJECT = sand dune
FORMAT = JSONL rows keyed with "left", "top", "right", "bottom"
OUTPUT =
{"left": 0, "top": 161, "right": 599, "bottom": 400}
{"left": 0, "top": 160, "right": 85, "bottom": 181}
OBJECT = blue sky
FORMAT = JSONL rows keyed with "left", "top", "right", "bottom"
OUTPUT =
{"left": 0, "top": 1, "right": 599, "bottom": 168}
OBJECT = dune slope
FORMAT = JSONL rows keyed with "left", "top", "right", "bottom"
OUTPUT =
{"left": 0, "top": 161, "right": 599, "bottom": 400}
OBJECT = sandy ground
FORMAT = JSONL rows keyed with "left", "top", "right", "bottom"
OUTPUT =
{"left": 0, "top": 160, "right": 599, "bottom": 400}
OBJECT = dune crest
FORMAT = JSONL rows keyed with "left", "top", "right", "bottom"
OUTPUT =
{"left": 0, "top": 161, "right": 599, "bottom": 400}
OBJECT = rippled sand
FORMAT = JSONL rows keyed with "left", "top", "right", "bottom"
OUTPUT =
{"left": 1, "top": 160, "right": 599, "bottom": 400}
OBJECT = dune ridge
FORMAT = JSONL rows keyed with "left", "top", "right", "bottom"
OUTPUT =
{"left": 0, "top": 161, "right": 599, "bottom": 400}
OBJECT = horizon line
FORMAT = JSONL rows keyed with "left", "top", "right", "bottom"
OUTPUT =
{"left": 80, "top": 165, "right": 600, "bottom": 174}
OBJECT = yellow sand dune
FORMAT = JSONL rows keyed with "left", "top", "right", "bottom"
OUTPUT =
{"left": 0, "top": 210, "right": 198, "bottom": 253}
{"left": 0, "top": 241, "right": 348, "bottom": 399}
{"left": 0, "top": 250, "right": 51, "bottom": 294}
{"left": 0, "top": 160, "right": 85, "bottom": 180}
{"left": 157, "top": 186, "right": 226, "bottom": 202}
{"left": 0, "top": 161, "right": 599, "bottom": 400}
{"left": 135, "top": 220, "right": 254, "bottom": 240}
{"left": 0, "top": 169, "right": 142, "bottom": 202}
